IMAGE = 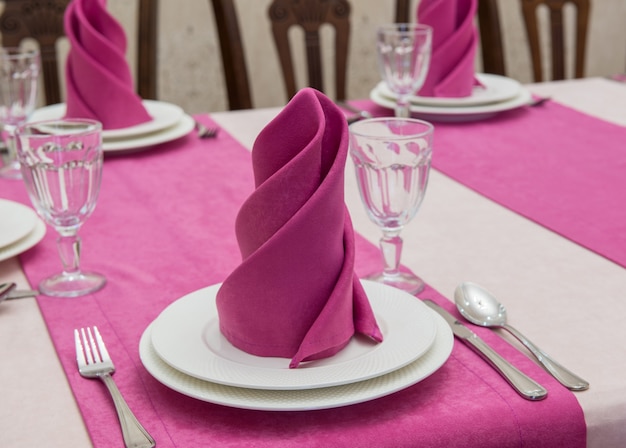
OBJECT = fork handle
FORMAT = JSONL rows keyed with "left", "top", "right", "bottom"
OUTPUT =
{"left": 99, "top": 373, "right": 155, "bottom": 448}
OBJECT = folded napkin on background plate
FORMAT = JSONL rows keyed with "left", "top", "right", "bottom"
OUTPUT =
{"left": 64, "top": 0, "right": 151, "bottom": 129}
{"left": 216, "top": 88, "right": 383, "bottom": 368}
{"left": 417, "top": 0, "right": 479, "bottom": 97}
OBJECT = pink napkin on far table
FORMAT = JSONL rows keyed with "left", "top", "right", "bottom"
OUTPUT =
{"left": 417, "top": 0, "right": 479, "bottom": 97}
{"left": 64, "top": 0, "right": 151, "bottom": 129}
{"left": 216, "top": 88, "right": 383, "bottom": 368}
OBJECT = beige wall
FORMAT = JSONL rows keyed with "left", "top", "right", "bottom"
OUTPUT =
{"left": 5, "top": 0, "right": 626, "bottom": 114}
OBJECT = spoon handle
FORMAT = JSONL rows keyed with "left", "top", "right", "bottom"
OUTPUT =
{"left": 502, "top": 324, "right": 589, "bottom": 391}
{"left": 465, "top": 334, "right": 548, "bottom": 400}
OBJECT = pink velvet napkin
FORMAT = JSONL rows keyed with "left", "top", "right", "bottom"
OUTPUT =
{"left": 216, "top": 88, "right": 383, "bottom": 368}
{"left": 417, "top": 0, "right": 479, "bottom": 97}
{"left": 64, "top": 0, "right": 151, "bottom": 129}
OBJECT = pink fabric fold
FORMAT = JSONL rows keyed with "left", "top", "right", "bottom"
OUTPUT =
{"left": 417, "top": 0, "right": 479, "bottom": 97}
{"left": 64, "top": 0, "right": 151, "bottom": 129}
{"left": 215, "top": 88, "right": 382, "bottom": 368}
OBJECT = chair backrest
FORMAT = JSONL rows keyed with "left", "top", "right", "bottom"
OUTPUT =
{"left": 0, "top": 0, "right": 158, "bottom": 105}
{"left": 268, "top": 0, "right": 351, "bottom": 102}
{"left": 209, "top": 0, "right": 252, "bottom": 110}
{"left": 520, "top": 0, "right": 590, "bottom": 81}
{"left": 478, "top": 0, "right": 506, "bottom": 76}
{"left": 394, "top": 0, "right": 411, "bottom": 23}
{"left": 210, "top": 0, "right": 351, "bottom": 109}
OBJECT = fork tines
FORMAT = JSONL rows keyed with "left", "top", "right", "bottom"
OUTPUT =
{"left": 75, "top": 326, "right": 113, "bottom": 372}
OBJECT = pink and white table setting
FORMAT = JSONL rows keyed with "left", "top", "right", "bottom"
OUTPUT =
{"left": 2, "top": 75, "right": 626, "bottom": 447}
{"left": 2, "top": 0, "right": 626, "bottom": 445}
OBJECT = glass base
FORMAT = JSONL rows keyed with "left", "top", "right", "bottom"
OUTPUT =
{"left": 365, "top": 271, "right": 425, "bottom": 295}
{"left": 0, "top": 162, "right": 22, "bottom": 179}
{"left": 39, "top": 271, "right": 106, "bottom": 298}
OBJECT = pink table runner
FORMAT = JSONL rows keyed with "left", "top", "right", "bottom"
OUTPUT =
{"left": 1, "top": 114, "right": 584, "bottom": 447}
{"left": 351, "top": 98, "right": 626, "bottom": 269}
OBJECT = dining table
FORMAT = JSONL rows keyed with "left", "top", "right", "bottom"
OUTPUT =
{"left": 1, "top": 76, "right": 625, "bottom": 447}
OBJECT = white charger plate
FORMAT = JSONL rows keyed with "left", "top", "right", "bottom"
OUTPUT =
{"left": 29, "top": 100, "right": 184, "bottom": 140}
{"left": 139, "top": 306, "right": 453, "bottom": 411}
{"left": 371, "top": 87, "right": 532, "bottom": 123}
{"left": 0, "top": 199, "right": 37, "bottom": 249}
{"left": 102, "top": 114, "right": 194, "bottom": 153}
{"left": 150, "top": 280, "right": 437, "bottom": 390}
{"left": 376, "top": 73, "right": 522, "bottom": 108}
{"left": 0, "top": 217, "right": 46, "bottom": 262}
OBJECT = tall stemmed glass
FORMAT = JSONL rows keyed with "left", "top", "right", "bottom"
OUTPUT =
{"left": 16, "top": 119, "right": 106, "bottom": 297}
{"left": 349, "top": 117, "right": 434, "bottom": 294}
{"left": 0, "top": 47, "right": 40, "bottom": 179}
{"left": 377, "top": 24, "right": 432, "bottom": 118}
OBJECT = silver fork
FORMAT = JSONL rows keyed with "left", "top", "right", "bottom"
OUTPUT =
{"left": 195, "top": 120, "right": 219, "bottom": 138}
{"left": 75, "top": 327, "right": 155, "bottom": 448}
{"left": 336, "top": 101, "right": 373, "bottom": 124}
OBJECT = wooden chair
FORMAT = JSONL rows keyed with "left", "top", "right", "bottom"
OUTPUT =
{"left": 394, "top": 0, "right": 411, "bottom": 23}
{"left": 0, "top": 0, "right": 158, "bottom": 105}
{"left": 478, "top": 0, "right": 506, "bottom": 76}
{"left": 520, "top": 0, "right": 590, "bottom": 81}
{"left": 268, "top": 0, "right": 351, "bottom": 102}
{"left": 209, "top": 0, "right": 252, "bottom": 110}
{"left": 210, "top": 0, "right": 352, "bottom": 109}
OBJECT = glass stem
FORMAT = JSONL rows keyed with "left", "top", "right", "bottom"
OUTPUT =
{"left": 379, "top": 230, "right": 404, "bottom": 278}
{"left": 57, "top": 233, "right": 82, "bottom": 276}
{"left": 395, "top": 96, "right": 410, "bottom": 118}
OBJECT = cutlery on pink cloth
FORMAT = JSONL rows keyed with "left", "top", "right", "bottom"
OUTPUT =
{"left": 417, "top": 0, "right": 480, "bottom": 97}
{"left": 216, "top": 88, "right": 383, "bottom": 368}
{"left": 64, "top": 0, "right": 151, "bottom": 129}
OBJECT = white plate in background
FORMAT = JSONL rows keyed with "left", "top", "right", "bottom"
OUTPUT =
{"left": 30, "top": 100, "right": 184, "bottom": 140}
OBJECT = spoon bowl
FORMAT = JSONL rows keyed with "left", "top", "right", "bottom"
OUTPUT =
{"left": 455, "top": 282, "right": 507, "bottom": 327}
{"left": 454, "top": 281, "right": 589, "bottom": 391}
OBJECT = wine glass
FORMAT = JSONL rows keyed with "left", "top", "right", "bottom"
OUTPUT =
{"left": 349, "top": 117, "right": 434, "bottom": 294}
{"left": 0, "top": 47, "right": 40, "bottom": 179}
{"left": 377, "top": 24, "right": 432, "bottom": 118}
{"left": 16, "top": 119, "right": 106, "bottom": 297}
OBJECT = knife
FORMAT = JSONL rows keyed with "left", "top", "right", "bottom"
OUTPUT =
{"left": 424, "top": 300, "right": 548, "bottom": 401}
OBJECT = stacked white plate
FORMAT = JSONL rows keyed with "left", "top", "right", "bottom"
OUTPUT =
{"left": 139, "top": 280, "right": 454, "bottom": 411}
{"left": 0, "top": 199, "right": 46, "bottom": 262}
{"left": 370, "top": 73, "right": 532, "bottom": 122}
{"left": 30, "top": 100, "right": 195, "bottom": 153}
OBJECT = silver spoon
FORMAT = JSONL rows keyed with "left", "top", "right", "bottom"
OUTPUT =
{"left": 454, "top": 282, "right": 589, "bottom": 391}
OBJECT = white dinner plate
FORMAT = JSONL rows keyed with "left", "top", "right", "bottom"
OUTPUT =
{"left": 371, "top": 87, "right": 533, "bottom": 123}
{"left": 150, "top": 280, "right": 437, "bottom": 390}
{"left": 0, "top": 217, "right": 46, "bottom": 262}
{"left": 376, "top": 73, "right": 522, "bottom": 107}
{"left": 29, "top": 100, "right": 184, "bottom": 140}
{"left": 102, "top": 115, "right": 195, "bottom": 153}
{"left": 0, "top": 199, "right": 37, "bottom": 249}
{"left": 139, "top": 307, "right": 453, "bottom": 411}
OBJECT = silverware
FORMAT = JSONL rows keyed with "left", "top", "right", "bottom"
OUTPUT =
{"left": 529, "top": 96, "right": 551, "bottom": 107}
{"left": 3, "top": 289, "right": 40, "bottom": 300}
{"left": 337, "top": 101, "right": 373, "bottom": 124}
{"left": 75, "top": 326, "right": 155, "bottom": 448}
{"left": 0, "top": 282, "right": 17, "bottom": 303}
{"left": 454, "top": 282, "right": 589, "bottom": 391}
{"left": 195, "top": 121, "right": 219, "bottom": 138}
{"left": 424, "top": 300, "right": 548, "bottom": 400}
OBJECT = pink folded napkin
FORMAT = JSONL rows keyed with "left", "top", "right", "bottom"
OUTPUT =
{"left": 64, "top": 0, "right": 151, "bottom": 129}
{"left": 417, "top": 0, "right": 479, "bottom": 97}
{"left": 216, "top": 88, "right": 383, "bottom": 368}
